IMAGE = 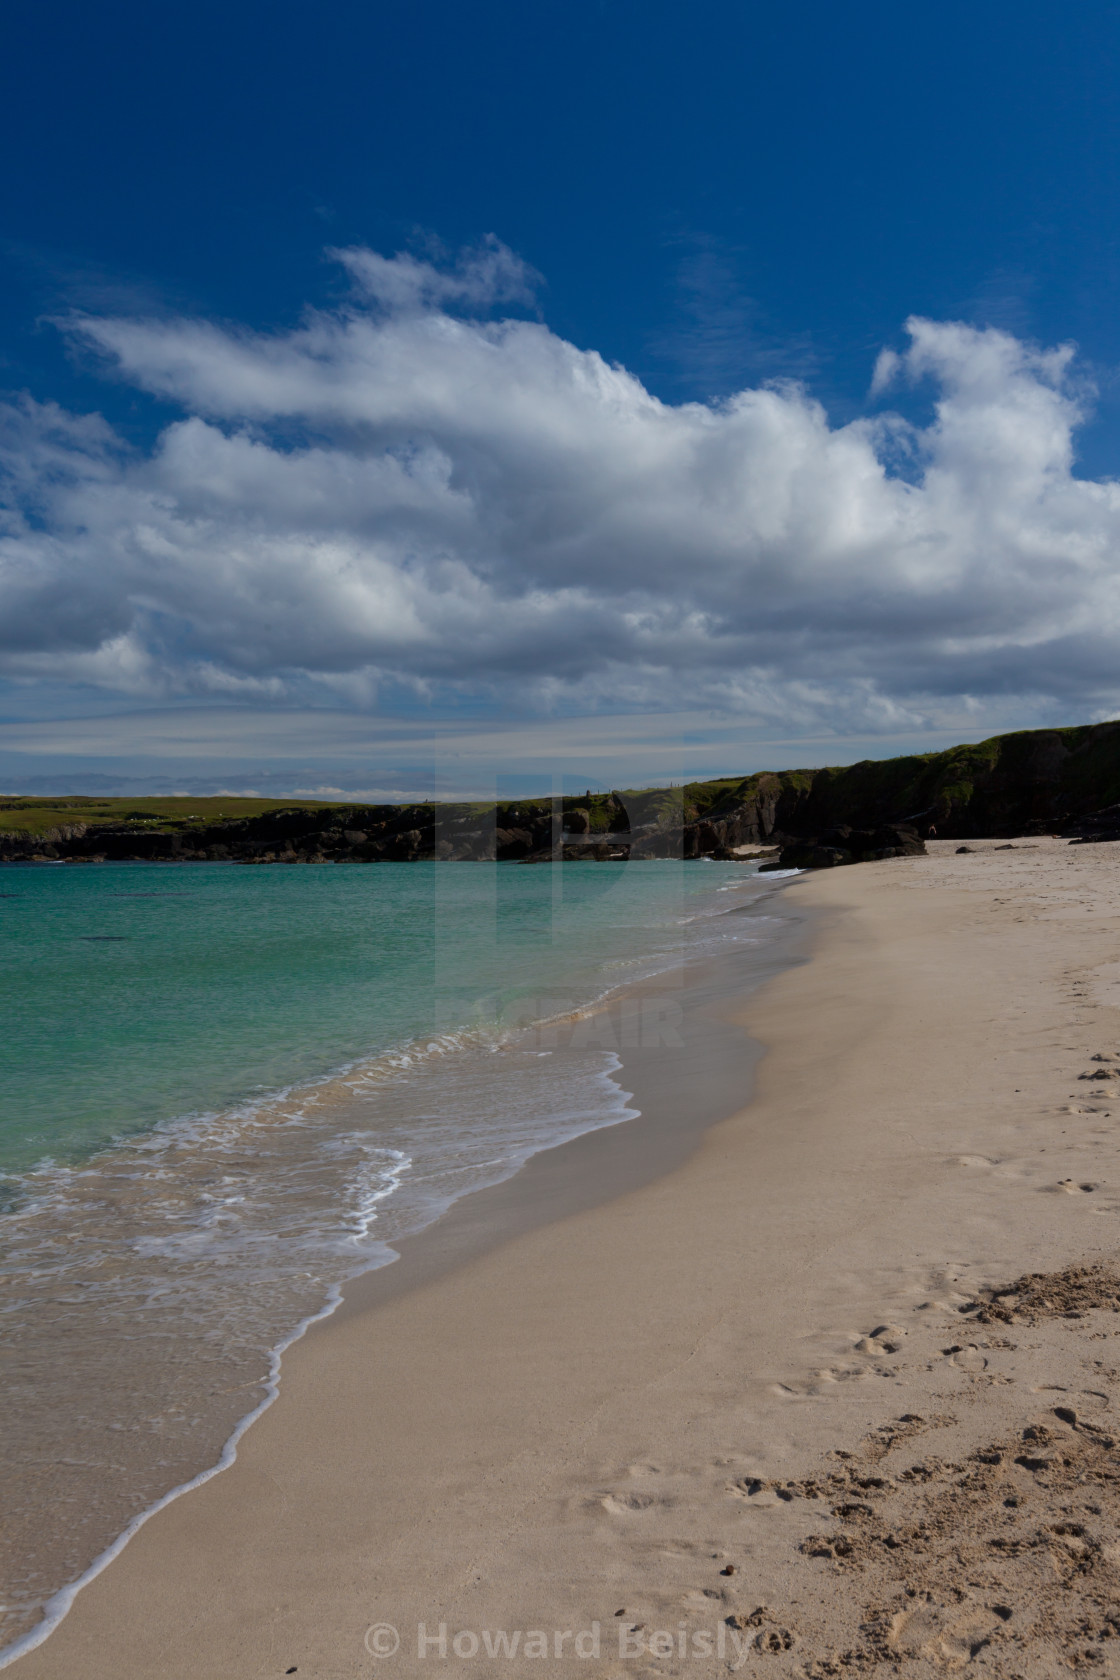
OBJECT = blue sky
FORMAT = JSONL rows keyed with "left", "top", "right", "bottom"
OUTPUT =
{"left": 3, "top": 0, "right": 1120, "bottom": 796}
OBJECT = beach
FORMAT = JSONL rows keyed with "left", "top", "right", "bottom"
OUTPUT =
{"left": 10, "top": 838, "right": 1120, "bottom": 1678}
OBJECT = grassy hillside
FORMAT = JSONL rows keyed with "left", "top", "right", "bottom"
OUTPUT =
{"left": 3, "top": 721, "right": 1119, "bottom": 858}
{"left": 0, "top": 796, "right": 344, "bottom": 838}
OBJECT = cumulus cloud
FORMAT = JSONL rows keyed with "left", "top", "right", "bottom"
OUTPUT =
{"left": 2, "top": 239, "right": 1120, "bottom": 734}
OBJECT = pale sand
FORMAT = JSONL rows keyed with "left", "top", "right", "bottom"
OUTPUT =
{"left": 13, "top": 839, "right": 1120, "bottom": 1678}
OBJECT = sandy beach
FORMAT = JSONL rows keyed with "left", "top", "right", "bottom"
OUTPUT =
{"left": 11, "top": 839, "right": 1120, "bottom": 1679}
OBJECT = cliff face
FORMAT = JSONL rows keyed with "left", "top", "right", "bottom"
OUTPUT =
{"left": 649, "top": 720, "right": 1120, "bottom": 854}
{"left": 0, "top": 802, "right": 559, "bottom": 865}
{"left": 769, "top": 722, "right": 1120, "bottom": 838}
{"left": 3, "top": 722, "right": 1120, "bottom": 864}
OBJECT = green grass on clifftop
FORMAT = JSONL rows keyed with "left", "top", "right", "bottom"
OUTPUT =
{"left": 4, "top": 721, "right": 1120, "bottom": 843}
{"left": 0, "top": 796, "right": 344, "bottom": 837}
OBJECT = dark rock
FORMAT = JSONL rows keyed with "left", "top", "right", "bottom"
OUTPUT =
{"left": 769, "top": 844, "right": 852, "bottom": 869}
{"left": 1064, "top": 801, "right": 1120, "bottom": 840}
{"left": 818, "top": 823, "right": 924, "bottom": 858}
{"left": 495, "top": 826, "right": 535, "bottom": 860}
{"left": 628, "top": 826, "right": 685, "bottom": 860}
{"left": 761, "top": 825, "right": 927, "bottom": 871}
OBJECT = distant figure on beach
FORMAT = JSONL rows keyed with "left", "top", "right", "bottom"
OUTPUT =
{"left": 928, "top": 825, "right": 937, "bottom": 838}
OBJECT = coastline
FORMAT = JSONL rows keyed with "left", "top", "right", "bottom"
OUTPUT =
{"left": 0, "top": 867, "right": 804, "bottom": 1670}
{"left": 11, "top": 840, "right": 1120, "bottom": 1677}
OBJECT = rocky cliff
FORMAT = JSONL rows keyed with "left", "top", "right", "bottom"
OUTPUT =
{"left": 3, "top": 721, "right": 1120, "bottom": 865}
{"left": 622, "top": 719, "right": 1120, "bottom": 860}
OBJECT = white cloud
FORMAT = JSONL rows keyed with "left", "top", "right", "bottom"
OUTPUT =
{"left": 330, "top": 234, "right": 540, "bottom": 315}
{"left": 3, "top": 241, "right": 1120, "bottom": 735}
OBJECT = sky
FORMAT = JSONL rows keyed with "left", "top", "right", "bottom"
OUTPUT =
{"left": 3, "top": 0, "right": 1120, "bottom": 797}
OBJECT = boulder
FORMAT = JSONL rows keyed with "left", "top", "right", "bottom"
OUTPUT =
{"left": 762, "top": 825, "right": 926, "bottom": 871}
{"left": 762, "top": 844, "right": 851, "bottom": 870}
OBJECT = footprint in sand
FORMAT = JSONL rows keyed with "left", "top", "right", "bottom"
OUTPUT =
{"left": 888, "top": 1601, "right": 1006, "bottom": 1666}
{"left": 752, "top": 1625, "right": 799, "bottom": 1653}
{"left": 1048, "top": 1178, "right": 1101, "bottom": 1194}
{"left": 943, "top": 1344, "right": 988, "bottom": 1372}
{"left": 726, "top": 1608, "right": 799, "bottom": 1652}
{"left": 854, "top": 1323, "right": 906, "bottom": 1354}
{"left": 1031, "top": 1385, "right": 1109, "bottom": 1410}
{"left": 954, "top": 1154, "right": 1031, "bottom": 1184}
{"left": 773, "top": 1354, "right": 902, "bottom": 1398}
{"left": 727, "top": 1479, "right": 781, "bottom": 1508}
{"left": 679, "top": 1589, "right": 724, "bottom": 1608}
{"left": 824, "top": 1362, "right": 890, "bottom": 1383}
{"left": 600, "top": 1491, "right": 664, "bottom": 1515}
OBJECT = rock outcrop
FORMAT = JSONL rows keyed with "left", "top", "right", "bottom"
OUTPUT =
{"left": 759, "top": 824, "right": 926, "bottom": 871}
{"left": 1065, "top": 803, "right": 1120, "bottom": 845}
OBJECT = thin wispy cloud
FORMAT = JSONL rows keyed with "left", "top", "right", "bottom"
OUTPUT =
{"left": 650, "top": 236, "right": 818, "bottom": 395}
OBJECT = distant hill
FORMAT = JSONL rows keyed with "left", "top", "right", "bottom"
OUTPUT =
{"left": 2, "top": 721, "right": 1119, "bottom": 863}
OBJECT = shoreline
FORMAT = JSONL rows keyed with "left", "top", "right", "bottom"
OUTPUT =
{"left": 329, "top": 885, "right": 810, "bottom": 1324}
{"left": 0, "top": 870, "right": 805, "bottom": 1670}
{"left": 11, "top": 840, "right": 1120, "bottom": 1676}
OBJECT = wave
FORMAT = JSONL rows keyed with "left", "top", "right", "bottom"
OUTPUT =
{"left": 0, "top": 866, "right": 783, "bottom": 1661}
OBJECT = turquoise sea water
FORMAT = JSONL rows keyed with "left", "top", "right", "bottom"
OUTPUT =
{"left": 0, "top": 857, "right": 790, "bottom": 1659}
{"left": 2, "top": 858, "right": 753, "bottom": 1176}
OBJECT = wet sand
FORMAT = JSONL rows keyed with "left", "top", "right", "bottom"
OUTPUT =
{"left": 11, "top": 840, "right": 1120, "bottom": 1678}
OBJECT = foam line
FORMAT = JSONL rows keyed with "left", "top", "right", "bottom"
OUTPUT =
{"left": 0, "top": 870, "right": 785, "bottom": 1666}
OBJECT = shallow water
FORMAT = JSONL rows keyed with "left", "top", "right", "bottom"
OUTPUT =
{"left": 0, "top": 858, "right": 781, "bottom": 1657}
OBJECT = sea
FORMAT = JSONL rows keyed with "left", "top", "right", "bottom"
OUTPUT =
{"left": 0, "top": 856, "right": 793, "bottom": 1660}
